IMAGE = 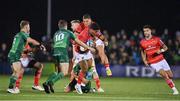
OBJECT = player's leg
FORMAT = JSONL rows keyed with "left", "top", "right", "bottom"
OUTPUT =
{"left": 60, "top": 63, "right": 69, "bottom": 76}
{"left": 76, "top": 58, "right": 93, "bottom": 94}
{"left": 96, "top": 40, "right": 112, "bottom": 76}
{"left": 43, "top": 56, "right": 59, "bottom": 93}
{"left": 50, "top": 54, "right": 70, "bottom": 85}
{"left": 91, "top": 57, "right": 104, "bottom": 92}
{"left": 159, "top": 69, "right": 178, "bottom": 95}
{"left": 15, "top": 67, "right": 24, "bottom": 91}
{"left": 29, "top": 60, "right": 44, "bottom": 91}
{"left": 7, "top": 61, "right": 22, "bottom": 94}
{"left": 15, "top": 57, "right": 30, "bottom": 92}
{"left": 157, "top": 60, "right": 179, "bottom": 95}
{"left": 70, "top": 59, "right": 78, "bottom": 81}
{"left": 65, "top": 62, "right": 81, "bottom": 93}
{"left": 163, "top": 60, "right": 179, "bottom": 95}
{"left": 165, "top": 70, "right": 173, "bottom": 79}
{"left": 43, "top": 55, "right": 67, "bottom": 93}
{"left": 75, "top": 60, "right": 88, "bottom": 94}
{"left": 68, "top": 59, "right": 74, "bottom": 75}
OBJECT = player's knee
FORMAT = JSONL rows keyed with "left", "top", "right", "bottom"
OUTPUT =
{"left": 168, "top": 73, "right": 173, "bottom": 79}
{"left": 34, "top": 63, "right": 43, "bottom": 71}
{"left": 20, "top": 68, "right": 24, "bottom": 74}
{"left": 36, "top": 63, "right": 43, "bottom": 69}
{"left": 14, "top": 70, "right": 21, "bottom": 77}
{"left": 161, "top": 73, "right": 169, "bottom": 80}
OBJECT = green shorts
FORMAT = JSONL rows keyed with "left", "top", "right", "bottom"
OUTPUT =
{"left": 8, "top": 53, "right": 21, "bottom": 64}
{"left": 53, "top": 48, "right": 69, "bottom": 63}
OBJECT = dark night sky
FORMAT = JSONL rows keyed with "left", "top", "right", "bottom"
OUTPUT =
{"left": 0, "top": 0, "right": 180, "bottom": 43}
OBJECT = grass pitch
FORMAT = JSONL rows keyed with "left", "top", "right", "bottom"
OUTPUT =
{"left": 0, "top": 75, "right": 180, "bottom": 100}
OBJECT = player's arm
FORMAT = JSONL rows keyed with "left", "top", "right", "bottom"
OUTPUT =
{"left": 89, "top": 29, "right": 108, "bottom": 46}
{"left": 140, "top": 48, "right": 149, "bottom": 66}
{"left": 156, "top": 39, "right": 168, "bottom": 54}
{"left": 27, "top": 38, "right": 46, "bottom": 52}
{"left": 98, "top": 34, "right": 108, "bottom": 46}
{"left": 72, "top": 45, "right": 76, "bottom": 60}
{"left": 27, "top": 37, "right": 40, "bottom": 45}
{"left": 156, "top": 44, "right": 168, "bottom": 54}
{"left": 74, "top": 38, "right": 96, "bottom": 53}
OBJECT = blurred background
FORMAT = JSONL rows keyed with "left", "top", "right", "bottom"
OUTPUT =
{"left": 0, "top": 0, "right": 180, "bottom": 78}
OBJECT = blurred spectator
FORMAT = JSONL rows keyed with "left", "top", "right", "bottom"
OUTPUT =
{"left": 161, "top": 28, "right": 169, "bottom": 43}
{"left": 0, "top": 43, "right": 8, "bottom": 62}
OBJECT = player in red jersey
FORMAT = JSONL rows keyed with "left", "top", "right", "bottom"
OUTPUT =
{"left": 140, "top": 25, "right": 179, "bottom": 95}
{"left": 74, "top": 15, "right": 109, "bottom": 94}
{"left": 82, "top": 14, "right": 112, "bottom": 76}
{"left": 74, "top": 14, "right": 111, "bottom": 93}
{"left": 72, "top": 16, "right": 108, "bottom": 93}
{"left": 73, "top": 20, "right": 95, "bottom": 94}
{"left": 69, "top": 19, "right": 105, "bottom": 93}
{"left": 15, "top": 43, "right": 45, "bottom": 93}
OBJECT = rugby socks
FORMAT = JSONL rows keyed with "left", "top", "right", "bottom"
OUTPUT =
{"left": 77, "top": 71, "right": 84, "bottom": 84}
{"left": 34, "top": 67, "right": 43, "bottom": 86}
{"left": 94, "top": 78, "right": 101, "bottom": 89}
{"left": 166, "top": 79, "right": 175, "bottom": 88}
{"left": 50, "top": 72, "right": 64, "bottom": 85}
{"left": 15, "top": 73, "right": 23, "bottom": 88}
{"left": 45, "top": 72, "right": 57, "bottom": 84}
{"left": 8, "top": 76, "right": 18, "bottom": 89}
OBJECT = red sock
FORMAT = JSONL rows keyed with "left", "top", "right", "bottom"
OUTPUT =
{"left": 34, "top": 68, "right": 42, "bottom": 86}
{"left": 16, "top": 73, "right": 23, "bottom": 88}
{"left": 94, "top": 78, "right": 101, "bottom": 89}
{"left": 166, "top": 79, "right": 174, "bottom": 88}
{"left": 104, "top": 64, "right": 109, "bottom": 69}
{"left": 77, "top": 71, "right": 84, "bottom": 84}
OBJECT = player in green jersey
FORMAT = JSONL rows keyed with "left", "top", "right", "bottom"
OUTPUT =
{"left": 7, "top": 20, "right": 46, "bottom": 94}
{"left": 42, "top": 19, "right": 95, "bottom": 94}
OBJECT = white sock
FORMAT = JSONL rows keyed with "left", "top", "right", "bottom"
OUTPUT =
{"left": 172, "top": 87, "right": 178, "bottom": 92}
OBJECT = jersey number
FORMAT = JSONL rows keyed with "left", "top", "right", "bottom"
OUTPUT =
{"left": 55, "top": 33, "right": 64, "bottom": 41}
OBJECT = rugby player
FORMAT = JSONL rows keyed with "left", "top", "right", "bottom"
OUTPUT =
{"left": 140, "top": 25, "right": 179, "bottom": 95}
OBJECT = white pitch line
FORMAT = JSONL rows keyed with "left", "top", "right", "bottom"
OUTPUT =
{"left": 0, "top": 94, "right": 176, "bottom": 100}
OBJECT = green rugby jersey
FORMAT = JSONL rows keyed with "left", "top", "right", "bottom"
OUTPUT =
{"left": 8, "top": 31, "right": 29, "bottom": 57}
{"left": 53, "top": 29, "right": 76, "bottom": 55}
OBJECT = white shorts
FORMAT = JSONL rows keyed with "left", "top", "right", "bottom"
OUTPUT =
{"left": 20, "top": 57, "right": 31, "bottom": 68}
{"left": 74, "top": 51, "right": 93, "bottom": 63}
{"left": 95, "top": 39, "right": 104, "bottom": 47}
{"left": 150, "top": 59, "right": 171, "bottom": 72}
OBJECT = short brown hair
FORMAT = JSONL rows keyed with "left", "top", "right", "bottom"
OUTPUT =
{"left": 83, "top": 14, "right": 91, "bottom": 19}
{"left": 143, "top": 25, "right": 153, "bottom": 30}
{"left": 58, "top": 19, "right": 67, "bottom": 29}
{"left": 20, "top": 20, "right": 30, "bottom": 29}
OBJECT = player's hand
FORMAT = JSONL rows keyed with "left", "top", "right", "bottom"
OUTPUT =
{"left": 144, "top": 61, "right": 149, "bottom": 67}
{"left": 40, "top": 44, "right": 46, "bottom": 52}
{"left": 104, "top": 41, "right": 108, "bottom": 46}
{"left": 156, "top": 50, "right": 161, "bottom": 54}
{"left": 89, "top": 47, "right": 96, "bottom": 53}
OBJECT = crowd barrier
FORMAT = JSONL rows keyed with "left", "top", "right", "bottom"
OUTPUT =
{"left": 1, "top": 62, "right": 180, "bottom": 78}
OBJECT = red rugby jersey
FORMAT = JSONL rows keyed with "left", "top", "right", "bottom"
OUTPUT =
{"left": 140, "top": 36, "right": 164, "bottom": 64}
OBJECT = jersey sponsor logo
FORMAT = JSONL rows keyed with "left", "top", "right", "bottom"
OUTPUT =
{"left": 145, "top": 46, "right": 156, "bottom": 50}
